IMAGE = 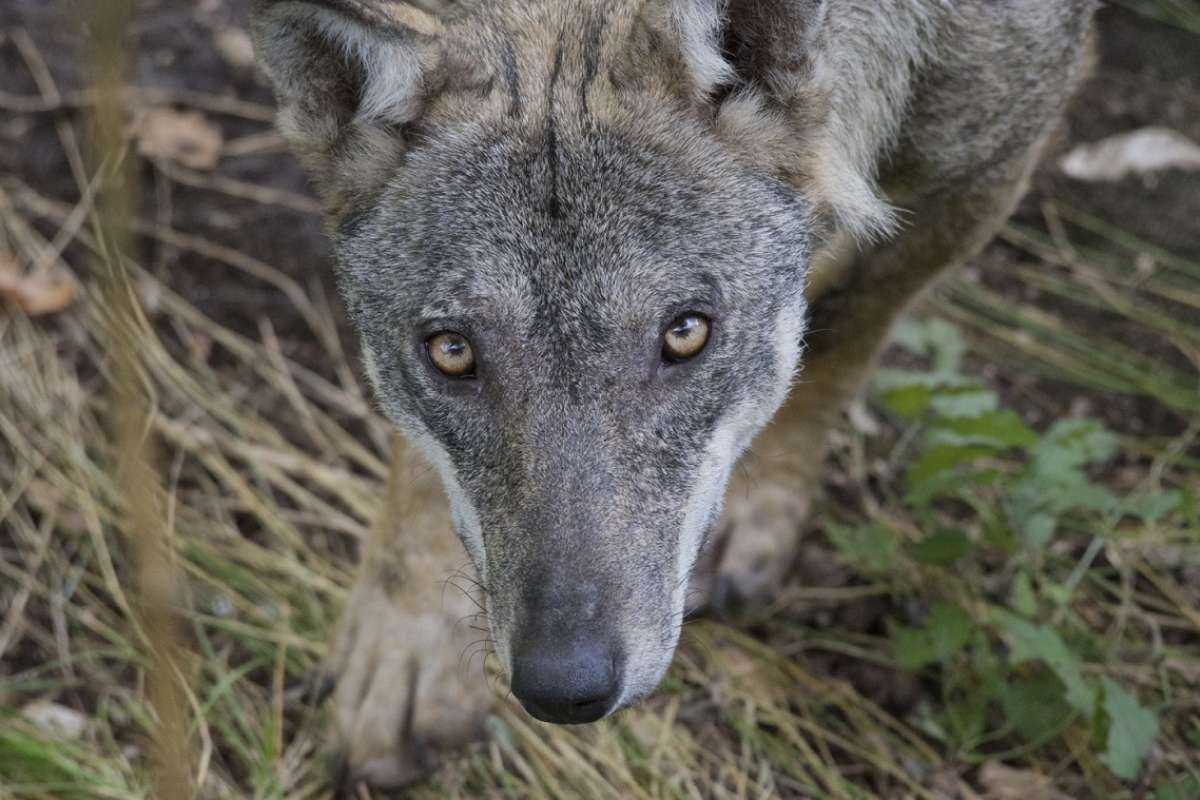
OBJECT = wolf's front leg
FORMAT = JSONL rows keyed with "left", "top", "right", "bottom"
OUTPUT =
{"left": 706, "top": 385, "right": 837, "bottom": 608}
{"left": 326, "top": 438, "right": 493, "bottom": 791}
{"left": 708, "top": 153, "right": 1049, "bottom": 610}
{"left": 708, "top": 270, "right": 900, "bottom": 607}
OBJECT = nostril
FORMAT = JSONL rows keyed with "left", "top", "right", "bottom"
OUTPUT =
{"left": 572, "top": 695, "right": 603, "bottom": 709}
{"left": 510, "top": 640, "right": 622, "bottom": 725}
{"left": 568, "top": 686, "right": 614, "bottom": 712}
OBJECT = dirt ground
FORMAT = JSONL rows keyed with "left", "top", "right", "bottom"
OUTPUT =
{"left": 1, "top": 2, "right": 1197, "bottom": 799}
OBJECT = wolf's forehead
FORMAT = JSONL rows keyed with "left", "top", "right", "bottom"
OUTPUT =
{"left": 405, "top": 130, "right": 738, "bottom": 283}
{"left": 442, "top": 244, "right": 719, "bottom": 340}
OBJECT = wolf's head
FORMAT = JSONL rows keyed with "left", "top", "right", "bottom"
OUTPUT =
{"left": 252, "top": 0, "right": 882, "bottom": 724}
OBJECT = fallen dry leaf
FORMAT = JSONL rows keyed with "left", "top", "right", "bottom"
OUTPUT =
{"left": 979, "top": 762, "right": 1071, "bottom": 800}
{"left": 1059, "top": 126, "right": 1200, "bottom": 182}
{"left": 22, "top": 700, "right": 89, "bottom": 741}
{"left": 134, "top": 106, "right": 223, "bottom": 170}
{"left": 0, "top": 254, "right": 80, "bottom": 316}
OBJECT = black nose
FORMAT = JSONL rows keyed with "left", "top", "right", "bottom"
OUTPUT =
{"left": 510, "top": 641, "right": 622, "bottom": 724}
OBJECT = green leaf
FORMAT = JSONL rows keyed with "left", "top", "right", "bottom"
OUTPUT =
{"left": 930, "top": 409, "right": 1038, "bottom": 449}
{"left": 1002, "top": 670, "right": 1075, "bottom": 744}
{"left": 1006, "top": 466, "right": 1120, "bottom": 549}
{"left": 972, "top": 633, "right": 1008, "bottom": 698}
{"left": 1054, "top": 474, "right": 1121, "bottom": 514}
{"left": 928, "top": 388, "right": 998, "bottom": 419}
{"left": 1040, "top": 581, "right": 1072, "bottom": 608}
{"left": 927, "top": 603, "right": 973, "bottom": 659}
{"left": 873, "top": 368, "right": 980, "bottom": 419}
{"left": 891, "top": 603, "right": 973, "bottom": 670}
{"left": 892, "top": 624, "right": 937, "bottom": 671}
{"left": 1032, "top": 418, "right": 1120, "bottom": 474}
{"left": 1126, "top": 490, "right": 1184, "bottom": 523}
{"left": 1182, "top": 486, "right": 1199, "bottom": 530}
{"left": 826, "top": 524, "right": 897, "bottom": 573}
{"left": 1015, "top": 509, "right": 1058, "bottom": 549}
{"left": 982, "top": 515, "right": 1020, "bottom": 553}
{"left": 992, "top": 609, "right": 1095, "bottom": 716}
{"left": 924, "top": 318, "right": 967, "bottom": 374}
{"left": 908, "top": 443, "right": 997, "bottom": 491}
{"left": 1010, "top": 571, "right": 1039, "bottom": 617}
{"left": 943, "top": 690, "right": 988, "bottom": 746}
{"left": 912, "top": 529, "right": 972, "bottom": 565}
{"left": 1155, "top": 775, "right": 1200, "bottom": 800}
{"left": 890, "top": 317, "right": 932, "bottom": 357}
{"left": 886, "top": 317, "right": 966, "bottom": 373}
{"left": 1101, "top": 678, "right": 1159, "bottom": 780}
{"left": 874, "top": 368, "right": 976, "bottom": 419}
{"left": 905, "top": 467, "right": 1001, "bottom": 511}
{"left": 879, "top": 383, "right": 933, "bottom": 418}
{"left": 873, "top": 368, "right": 974, "bottom": 393}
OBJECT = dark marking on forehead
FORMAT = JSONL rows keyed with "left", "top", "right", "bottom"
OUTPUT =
{"left": 502, "top": 40, "right": 522, "bottom": 118}
{"left": 547, "top": 41, "right": 565, "bottom": 120}
{"left": 579, "top": 11, "right": 608, "bottom": 117}
{"left": 544, "top": 125, "right": 562, "bottom": 218}
{"left": 476, "top": 74, "right": 497, "bottom": 100}
{"left": 543, "top": 40, "right": 565, "bottom": 219}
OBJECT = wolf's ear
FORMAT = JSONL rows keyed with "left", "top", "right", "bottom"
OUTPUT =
{"left": 660, "top": 0, "right": 828, "bottom": 101}
{"left": 249, "top": 0, "right": 444, "bottom": 211}
{"left": 660, "top": 0, "right": 896, "bottom": 241}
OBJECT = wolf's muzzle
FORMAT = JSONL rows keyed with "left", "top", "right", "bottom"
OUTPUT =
{"left": 510, "top": 637, "right": 622, "bottom": 724}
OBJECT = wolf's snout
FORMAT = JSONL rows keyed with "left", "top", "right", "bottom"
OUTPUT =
{"left": 510, "top": 638, "right": 622, "bottom": 724}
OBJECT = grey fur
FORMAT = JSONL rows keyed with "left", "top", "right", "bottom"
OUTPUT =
{"left": 251, "top": 0, "right": 1096, "bottom": 721}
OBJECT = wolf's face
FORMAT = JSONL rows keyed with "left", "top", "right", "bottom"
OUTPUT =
{"left": 252, "top": 0, "right": 844, "bottom": 723}
{"left": 343, "top": 118, "right": 809, "bottom": 718}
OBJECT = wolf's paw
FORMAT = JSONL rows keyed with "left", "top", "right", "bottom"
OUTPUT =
{"left": 707, "top": 479, "right": 811, "bottom": 610}
{"left": 324, "top": 577, "right": 493, "bottom": 794}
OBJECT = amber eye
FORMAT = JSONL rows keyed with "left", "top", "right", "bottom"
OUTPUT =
{"left": 662, "top": 313, "right": 711, "bottom": 362}
{"left": 426, "top": 332, "right": 476, "bottom": 377}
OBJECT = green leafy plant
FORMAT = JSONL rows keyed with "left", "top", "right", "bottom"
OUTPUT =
{"left": 823, "top": 318, "right": 1183, "bottom": 785}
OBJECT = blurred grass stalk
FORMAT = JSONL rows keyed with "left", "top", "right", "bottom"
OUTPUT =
{"left": 87, "top": 2, "right": 193, "bottom": 797}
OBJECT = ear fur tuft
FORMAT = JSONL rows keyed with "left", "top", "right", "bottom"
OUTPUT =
{"left": 250, "top": 0, "right": 443, "bottom": 211}
{"left": 667, "top": 0, "right": 736, "bottom": 99}
{"left": 683, "top": 0, "right": 899, "bottom": 243}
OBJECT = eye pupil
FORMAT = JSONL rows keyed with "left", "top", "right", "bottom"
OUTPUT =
{"left": 427, "top": 332, "right": 476, "bottom": 377}
{"left": 662, "top": 313, "right": 710, "bottom": 363}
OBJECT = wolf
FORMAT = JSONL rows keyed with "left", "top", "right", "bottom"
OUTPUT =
{"left": 250, "top": 0, "right": 1096, "bottom": 787}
